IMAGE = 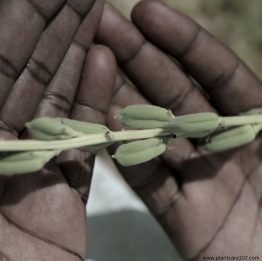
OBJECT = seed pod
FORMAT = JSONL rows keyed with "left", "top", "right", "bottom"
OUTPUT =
{"left": 115, "top": 105, "right": 174, "bottom": 129}
{"left": 0, "top": 150, "right": 58, "bottom": 175}
{"left": 57, "top": 118, "right": 109, "bottom": 134}
{"left": 26, "top": 117, "right": 79, "bottom": 141}
{"left": 168, "top": 112, "right": 220, "bottom": 138}
{"left": 112, "top": 138, "right": 166, "bottom": 166}
{"left": 203, "top": 125, "right": 258, "bottom": 153}
{"left": 240, "top": 107, "right": 262, "bottom": 116}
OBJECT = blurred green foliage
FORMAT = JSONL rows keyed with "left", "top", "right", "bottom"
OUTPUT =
{"left": 109, "top": 0, "right": 261, "bottom": 78}
{"left": 167, "top": 0, "right": 262, "bottom": 78}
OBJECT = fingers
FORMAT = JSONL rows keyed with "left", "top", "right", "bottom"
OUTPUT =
{"left": 96, "top": 4, "right": 213, "bottom": 115}
{"left": 108, "top": 70, "right": 195, "bottom": 173}
{"left": 0, "top": 0, "right": 66, "bottom": 108}
{"left": 107, "top": 73, "right": 166, "bottom": 187}
{"left": 0, "top": 0, "right": 101, "bottom": 136}
{"left": 109, "top": 73, "right": 180, "bottom": 192}
{"left": 0, "top": 2, "right": 107, "bottom": 258}
{"left": 97, "top": 3, "right": 200, "bottom": 175}
{"left": 34, "top": 43, "right": 86, "bottom": 118}
{"left": 108, "top": 73, "right": 187, "bottom": 254}
{"left": 71, "top": 45, "right": 115, "bottom": 124}
{"left": 0, "top": 40, "right": 89, "bottom": 258}
{"left": 59, "top": 45, "right": 116, "bottom": 203}
{"left": 96, "top": 3, "right": 262, "bottom": 258}
{"left": 97, "top": 6, "right": 239, "bottom": 256}
{"left": 74, "top": 0, "right": 104, "bottom": 49}
{"left": 131, "top": 0, "right": 262, "bottom": 115}
{"left": 34, "top": 0, "right": 105, "bottom": 118}
{"left": 96, "top": 3, "right": 210, "bottom": 168}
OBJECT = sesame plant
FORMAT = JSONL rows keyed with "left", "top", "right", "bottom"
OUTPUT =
{"left": 0, "top": 105, "right": 261, "bottom": 175}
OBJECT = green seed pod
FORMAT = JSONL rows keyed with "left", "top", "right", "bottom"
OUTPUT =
{"left": 240, "top": 107, "right": 262, "bottom": 116}
{"left": 57, "top": 118, "right": 109, "bottom": 134}
{"left": 168, "top": 112, "right": 220, "bottom": 138}
{"left": 115, "top": 119, "right": 170, "bottom": 129}
{"left": 0, "top": 150, "right": 58, "bottom": 175}
{"left": 115, "top": 105, "right": 174, "bottom": 129}
{"left": 26, "top": 117, "right": 79, "bottom": 141}
{"left": 112, "top": 138, "right": 166, "bottom": 166}
{"left": 203, "top": 125, "right": 257, "bottom": 153}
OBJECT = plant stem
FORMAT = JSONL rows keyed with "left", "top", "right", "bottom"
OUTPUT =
{"left": 220, "top": 115, "right": 262, "bottom": 128}
{"left": 0, "top": 115, "right": 261, "bottom": 153}
{"left": 0, "top": 128, "right": 170, "bottom": 152}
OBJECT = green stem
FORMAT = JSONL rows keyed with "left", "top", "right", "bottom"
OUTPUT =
{"left": 221, "top": 115, "right": 262, "bottom": 128}
{"left": 0, "top": 115, "right": 261, "bottom": 153}
{"left": 0, "top": 128, "right": 170, "bottom": 152}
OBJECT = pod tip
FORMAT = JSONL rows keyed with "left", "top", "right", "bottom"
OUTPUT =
{"left": 114, "top": 114, "right": 123, "bottom": 122}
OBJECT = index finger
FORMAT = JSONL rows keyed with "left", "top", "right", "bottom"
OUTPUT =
{"left": 131, "top": 0, "right": 262, "bottom": 115}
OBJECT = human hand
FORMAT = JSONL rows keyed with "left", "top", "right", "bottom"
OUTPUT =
{"left": 96, "top": 0, "right": 262, "bottom": 258}
{"left": 0, "top": 0, "right": 116, "bottom": 260}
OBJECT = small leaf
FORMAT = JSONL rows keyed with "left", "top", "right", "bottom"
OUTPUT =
{"left": 203, "top": 125, "right": 258, "bottom": 153}
{"left": 26, "top": 117, "right": 80, "bottom": 141}
{"left": 112, "top": 138, "right": 166, "bottom": 166}
{"left": 115, "top": 105, "right": 174, "bottom": 129}
{"left": 0, "top": 150, "right": 58, "bottom": 175}
{"left": 168, "top": 112, "right": 220, "bottom": 138}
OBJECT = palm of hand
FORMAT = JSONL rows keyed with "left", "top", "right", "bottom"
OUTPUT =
{"left": 97, "top": 1, "right": 262, "bottom": 259}
{"left": 0, "top": 0, "right": 261, "bottom": 260}
{"left": 170, "top": 139, "right": 262, "bottom": 258}
{"left": 0, "top": 0, "right": 116, "bottom": 260}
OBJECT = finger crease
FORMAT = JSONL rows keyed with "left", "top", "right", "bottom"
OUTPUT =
{"left": 122, "top": 40, "right": 147, "bottom": 65}
{"left": 66, "top": 3, "right": 83, "bottom": 18}
{"left": 0, "top": 211, "right": 84, "bottom": 260}
{"left": 113, "top": 82, "right": 128, "bottom": 97}
{"left": 188, "top": 174, "right": 248, "bottom": 261}
{"left": 74, "top": 101, "right": 106, "bottom": 114}
{"left": 208, "top": 59, "right": 240, "bottom": 90}
{"left": 67, "top": 0, "right": 96, "bottom": 18}
{"left": 0, "top": 55, "right": 19, "bottom": 78}
{"left": 73, "top": 40, "right": 88, "bottom": 52}
{"left": 26, "top": 59, "right": 53, "bottom": 85}
{"left": 155, "top": 191, "right": 181, "bottom": 222}
{"left": 0, "top": 119, "right": 18, "bottom": 136}
{"left": 247, "top": 178, "right": 260, "bottom": 206}
{"left": 247, "top": 162, "right": 262, "bottom": 204}
{"left": 177, "top": 27, "right": 202, "bottom": 58}
{"left": 165, "top": 86, "right": 195, "bottom": 112}
{"left": 245, "top": 176, "right": 261, "bottom": 241}
{"left": 26, "top": 0, "right": 47, "bottom": 21}
{"left": 43, "top": 93, "right": 72, "bottom": 114}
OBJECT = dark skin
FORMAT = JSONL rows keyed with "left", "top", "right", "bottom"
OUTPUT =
{"left": 0, "top": 0, "right": 261, "bottom": 260}
{"left": 96, "top": 0, "right": 262, "bottom": 259}
{"left": 0, "top": 0, "right": 117, "bottom": 260}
